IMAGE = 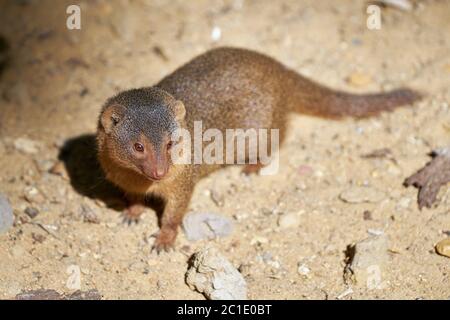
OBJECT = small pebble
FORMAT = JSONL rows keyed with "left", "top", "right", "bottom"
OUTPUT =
{"left": 13, "top": 137, "right": 40, "bottom": 154}
{"left": 238, "top": 264, "right": 252, "bottom": 277}
{"left": 32, "top": 232, "right": 46, "bottom": 243}
{"left": 337, "top": 288, "right": 353, "bottom": 300}
{"left": 80, "top": 204, "right": 100, "bottom": 224}
{"left": 363, "top": 210, "right": 372, "bottom": 220}
{"left": 396, "top": 197, "right": 411, "bottom": 210}
{"left": 24, "top": 207, "right": 39, "bottom": 219}
{"left": 211, "top": 26, "right": 222, "bottom": 42}
{"left": 278, "top": 212, "right": 301, "bottom": 229}
{"left": 210, "top": 189, "right": 224, "bottom": 207}
{"left": 297, "top": 263, "right": 310, "bottom": 276}
{"left": 183, "top": 212, "right": 233, "bottom": 241}
{"left": 250, "top": 236, "right": 268, "bottom": 245}
{"left": 435, "top": 238, "right": 450, "bottom": 258}
{"left": 367, "top": 229, "right": 384, "bottom": 236}
{"left": 24, "top": 186, "right": 45, "bottom": 204}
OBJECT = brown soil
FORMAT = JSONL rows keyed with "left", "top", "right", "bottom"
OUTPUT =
{"left": 0, "top": 0, "right": 449, "bottom": 299}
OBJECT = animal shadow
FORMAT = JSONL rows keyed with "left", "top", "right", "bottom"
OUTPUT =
{"left": 0, "top": 35, "right": 10, "bottom": 78}
{"left": 59, "top": 134, "right": 166, "bottom": 219}
{"left": 58, "top": 134, "right": 126, "bottom": 210}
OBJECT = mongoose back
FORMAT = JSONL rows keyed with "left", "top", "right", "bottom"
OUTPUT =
{"left": 97, "top": 47, "right": 421, "bottom": 252}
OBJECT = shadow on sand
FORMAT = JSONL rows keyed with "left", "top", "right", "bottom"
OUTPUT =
{"left": 58, "top": 134, "right": 165, "bottom": 220}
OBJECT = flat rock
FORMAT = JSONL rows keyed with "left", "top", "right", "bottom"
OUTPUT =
{"left": 435, "top": 238, "right": 450, "bottom": 258}
{"left": 183, "top": 212, "right": 233, "bottom": 241}
{"left": 339, "top": 186, "right": 386, "bottom": 204}
{"left": 13, "top": 137, "right": 40, "bottom": 154}
{"left": 23, "top": 186, "right": 45, "bottom": 204}
{"left": 15, "top": 289, "right": 101, "bottom": 300}
{"left": 278, "top": 212, "right": 301, "bottom": 229}
{"left": 186, "top": 246, "right": 247, "bottom": 300}
{"left": 0, "top": 193, "right": 14, "bottom": 234}
{"left": 344, "top": 234, "right": 389, "bottom": 289}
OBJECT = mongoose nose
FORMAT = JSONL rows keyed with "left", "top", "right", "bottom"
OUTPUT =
{"left": 152, "top": 167, "right": 166, "bottom": 180}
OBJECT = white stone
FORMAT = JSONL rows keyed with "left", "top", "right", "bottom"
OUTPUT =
{"left": 186, "top": 247, "right": 247, "bottom": 300}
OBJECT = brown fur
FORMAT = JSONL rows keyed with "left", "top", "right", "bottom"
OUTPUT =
{"left": 97, "top": 47, "right": 422, "bottom": 252}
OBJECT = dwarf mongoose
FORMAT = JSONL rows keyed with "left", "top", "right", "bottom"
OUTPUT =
{"left": 97, "top": 47, "right": 421, "bottom": 252}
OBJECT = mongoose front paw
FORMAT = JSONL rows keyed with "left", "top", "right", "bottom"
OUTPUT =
{"left": 122, "top": 204, "right": 145, "bottom": 225}
{"left": 151, "top": 228, "right": 177, "bottom": 254}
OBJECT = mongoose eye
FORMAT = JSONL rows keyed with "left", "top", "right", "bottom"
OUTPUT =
{"left": 167, "top": 141, "right": 174, "bottom": 150}
{"left": 134, "top": 143, "right": 144, "bottom": 152}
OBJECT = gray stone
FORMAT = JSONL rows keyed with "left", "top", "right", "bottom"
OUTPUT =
{"left": 13, "top": 137, "right": 40, "bottom": 154}
{"left": 186, "top": 246, "right": 247, "bottom": 300}
{"left": 278, "top": 212, "right": 301, "bottom": 229}
{"left": 344, "top": 235, "right": 389, "bottom": 289}
{"left": 0, "top": 193, "right": 14, "bottom": 234}
{"left": 183, "top": 212, "right": 233, "bottom": 241}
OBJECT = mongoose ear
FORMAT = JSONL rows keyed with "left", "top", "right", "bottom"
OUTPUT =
{"left": 100, "top": 104, "right": 125, "bottom": 134}
{"left": 173, "top": 100, "right": 186, "bottom": 121}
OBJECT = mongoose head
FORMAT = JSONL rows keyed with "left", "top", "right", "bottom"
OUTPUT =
{"left": 97, "top": 87, "right": 186, "bottom": 183}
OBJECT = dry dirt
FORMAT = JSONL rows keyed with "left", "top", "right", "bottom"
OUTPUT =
{"left": 0, "top": 0, "right": 449, "bottom": 299}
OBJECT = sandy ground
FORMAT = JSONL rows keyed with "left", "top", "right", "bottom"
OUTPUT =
{"left": 0, "top": 0, "right": 449, "bottom": 299}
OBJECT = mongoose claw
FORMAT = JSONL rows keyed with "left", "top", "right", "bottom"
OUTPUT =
{"left": 150, "top": 229, "right": 177, "bottom": 254}
{"left": 151, "top": 242, "right": 174, "bottom": 254}
{"left": 122, "top": 214, "right": 140, "bottom": 225}
{"left": 121, "top": 204, "right": 145, "bottom": 225}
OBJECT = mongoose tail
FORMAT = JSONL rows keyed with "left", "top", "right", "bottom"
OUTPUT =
{"left": 287, "top": 72, "right": 422, "bottom": 119}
